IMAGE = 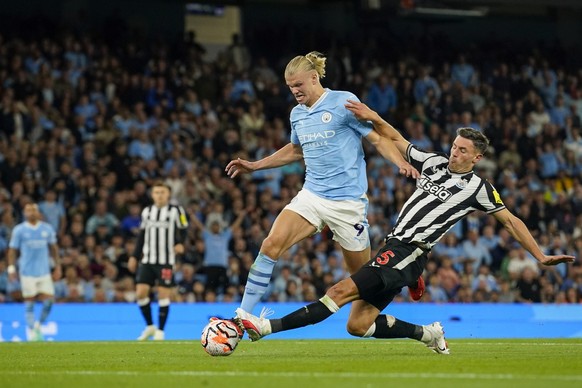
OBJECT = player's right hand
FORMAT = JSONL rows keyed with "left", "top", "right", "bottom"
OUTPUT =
{"left": 398, "top": 161, "right": 421, "bottom": 179}
{"left": 225, "top": 158, "right": 255, "bottom": 178}
{"left": 539, "top": 255, "right": 576, "bottom": 266}
{"left": 128, "top": 257, "right": 137, "bottom": 273}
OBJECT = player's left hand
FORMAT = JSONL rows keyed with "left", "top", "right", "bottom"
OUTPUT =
{"left": 398, "top": 162, "right": 421, "bottom": 179}
{"left": 539, "top": 255, "right": 576, "bottom": 266}
{"left": 174, "top": 244, "right": 185, "bottom": 255}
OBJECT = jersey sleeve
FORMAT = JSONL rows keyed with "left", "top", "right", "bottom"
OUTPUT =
{"left": 343, "top": 93, "right": 373, "bottom": 137}
{"left": 289, "top": 109, "right": 299, "bottom": 144}
{"left": 8, "top": 225, "right": 21, "bottom": 249}
{"left": 406, "top": 144, "right": 439, "bottom": 171}
{"left": 473, "top": 180, "right": 506, "bottom": 214}
{"left": 175, "top": 206, "right": 189, "bottom": 229}
{"left": 139, "top": 208, "right": 147, "bottom": 229}
{"left": 48, "top": 224, "right": 57, "bottom": 244}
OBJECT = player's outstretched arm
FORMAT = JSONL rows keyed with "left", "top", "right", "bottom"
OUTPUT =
{"left": 225, "top": 143, "right": 303, "bottom": 178}
{"left": 365, "top": 129, "right": 420, "bottom": 179}
{"left": 493, "top": 208, "right": 576, "bottom": 266}
{"left": 345, "top": 100, "right": 409, "bottom": 158}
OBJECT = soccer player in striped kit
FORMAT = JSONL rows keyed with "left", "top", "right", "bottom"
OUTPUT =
{"left": 129, "top": 182, "right": 189, "bottom": 340}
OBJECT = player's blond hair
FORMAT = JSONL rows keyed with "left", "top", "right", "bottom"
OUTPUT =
{"left": 285, "top": 51, "right": 326, "bottom": 79}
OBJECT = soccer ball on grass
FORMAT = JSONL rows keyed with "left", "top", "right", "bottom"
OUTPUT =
{"left": 201, "top": 319, "right": 242, "bottom": 356}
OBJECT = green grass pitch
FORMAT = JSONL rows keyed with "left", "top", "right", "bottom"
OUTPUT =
{"left": 1, "top": 339, "right": 582, "bottom": 388}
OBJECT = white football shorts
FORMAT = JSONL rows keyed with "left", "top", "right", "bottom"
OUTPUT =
{"left": 284, "top": 188, "right": 370, "bottom": 252}
{"left": 20, "top": 275, "right": 55, "bottom": 298}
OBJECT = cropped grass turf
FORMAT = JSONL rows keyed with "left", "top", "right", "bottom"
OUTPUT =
{"left": 1, "top": 339, "right": 582, "bottom": 388}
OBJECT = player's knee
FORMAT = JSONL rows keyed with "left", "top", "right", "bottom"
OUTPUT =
{"left": 346, "top": 321, "right": 369, "bottom": 337}
{"left": 260, "top": 235, "right": 283, "bottom": 258}
{"left": 326, "top": 280, "right": 354, "bottom": 302}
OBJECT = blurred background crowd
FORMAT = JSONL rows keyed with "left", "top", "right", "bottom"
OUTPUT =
{"left": 0, "top": 10, "right": 581, "bottom": 306}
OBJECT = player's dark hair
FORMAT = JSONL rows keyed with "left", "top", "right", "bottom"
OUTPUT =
{"left": 457, "top": 127, "right": 489, "bottom": 154}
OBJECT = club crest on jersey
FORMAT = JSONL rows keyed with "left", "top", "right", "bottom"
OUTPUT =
{"left": 455, "top": 178, "right": 469, "bottom": 189}
{"left": 321, "top": 112, "right": 332, "bottom": 123}
{"left": 417, "top": 175, "right": 452, "bottom": 201}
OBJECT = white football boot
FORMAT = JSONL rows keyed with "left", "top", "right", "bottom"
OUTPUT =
{"left": 234, "top": 307, "right": 273, "bottom": 341}
{"left": 137, "top": 325, "right": 157, "bottom": 341}
{"left": 422, "top": 322, "right": 450, "bottom": 355}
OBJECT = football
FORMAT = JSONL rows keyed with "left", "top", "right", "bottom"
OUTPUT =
{"left": 201, "top": 319, "right": 242, "bottom": 356}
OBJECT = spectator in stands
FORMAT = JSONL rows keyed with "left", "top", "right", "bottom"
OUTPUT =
{"left": 462, "top": 229, "right": 493, "bottom": 275}
{"left": 190, "top": 210, "right": 246, "bottom": 293}
{"left": 85, "top": 200, "right": 119, "bottom": 236}
{"left": 366, "top": 74, "right": 398, "bottom": 120}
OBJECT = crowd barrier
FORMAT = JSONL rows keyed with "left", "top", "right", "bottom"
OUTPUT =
{"left": 1, "top": 302, "right": 581, "bottom": 342}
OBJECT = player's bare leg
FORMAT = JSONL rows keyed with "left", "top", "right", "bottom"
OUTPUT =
{"left": 239, "top": 210, "right": 316, "bottom": 313}
{"left": 341, "top": 246, "right": 381, "bottom": 336}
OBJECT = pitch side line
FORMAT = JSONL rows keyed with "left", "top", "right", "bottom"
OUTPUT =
{"left": 3, "top": 370, "right": 582, "bottom": 381}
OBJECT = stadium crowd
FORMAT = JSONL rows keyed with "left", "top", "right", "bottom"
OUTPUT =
{"left": 0, "top": 20, "right": 581, "bottom": 306}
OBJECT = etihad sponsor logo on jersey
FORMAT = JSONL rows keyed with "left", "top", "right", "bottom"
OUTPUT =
{"left": 24, "top": 239, "right": 49, "bottom": 248}
{"left": 417, "top": 175, "right": 453, "bottom": 201}
{"left": 298, "top": 130, "right": 336, "bottom": 148}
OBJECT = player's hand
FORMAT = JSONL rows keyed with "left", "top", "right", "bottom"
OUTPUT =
{"left": 128, "top": 257, "right": 138, "bottom": 273}
{"left": 52, "top": 265, "right": 62, "bottom": 281}
{"left": 397, "top": 161, "right": 420, "bottom": 179}
{"left": 225, "top": 158, "right": 256, "bottom": 178}
{"left": 345, "top": 100, "right": 376, "bottom": 121}
{"left": 539, "top": 255, "right": 576, "bottom": 266}
{"left": 174, "top": 244, "right": 185, "bottom": 255}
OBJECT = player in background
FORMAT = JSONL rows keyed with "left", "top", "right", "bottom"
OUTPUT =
{"left": 7, "top": 203, "right": 61, "bottom": 341}
{"left": 128, "top": 182, "right": 189, "bottom": 340}
{"left": 236, "top": 105, "right": 576, "bottom": 353}
{"left": 225, "top": 51, "right": 420, "bottom": 324}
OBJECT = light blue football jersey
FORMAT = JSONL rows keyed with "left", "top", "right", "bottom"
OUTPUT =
{"left": 9, "top": 221, "right": 56, "bottom": 277}
{"left": 290, "top": 89, "right": 373, "bottom": 200}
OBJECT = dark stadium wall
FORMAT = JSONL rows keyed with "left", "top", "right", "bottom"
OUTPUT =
{"left": 241, "top": 2, "right": 581, "bottom": 46}
{"left": 0, "top": 0, "right": 579, "bottom": 52}
{"left": 0, "top": 0, "right": 185, "bottom": 39}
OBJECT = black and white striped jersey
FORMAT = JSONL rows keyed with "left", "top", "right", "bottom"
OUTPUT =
{"left": 139, "top": 204, "right": 189, "bottom": 265}
{"left": 386, "top": 144, "right": 505, "bottom": 249}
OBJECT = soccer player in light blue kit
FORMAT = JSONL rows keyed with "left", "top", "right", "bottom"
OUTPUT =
{"left": 225, "top": 51, "right": 420, "bottom": 327}
{"left": 7, "top": 203, "right": 61, "bottom": 341}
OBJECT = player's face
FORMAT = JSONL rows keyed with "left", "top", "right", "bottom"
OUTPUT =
{"left": 151, "top": 186, "right": 170, "bottom": 207}
{"left": 448, "top": 136, "right": 482, "bottom": 173}
{"left": 23, "top": 204, "right": 40, "bottom": 223}
{"left": 286, "top": 70, "right": 318, "bottom": 106}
